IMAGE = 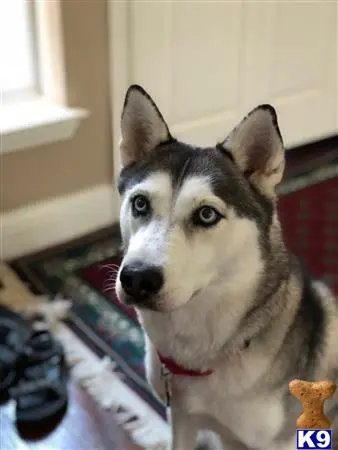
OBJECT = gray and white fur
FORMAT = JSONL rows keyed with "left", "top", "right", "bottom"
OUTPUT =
{"left": 115, "top": 85, "right": 338, "bottom": 450}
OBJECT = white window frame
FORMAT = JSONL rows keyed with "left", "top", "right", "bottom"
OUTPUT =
{"left": 0, "top": 0, "right": 89, "bottom": 154}
{"left": 0, "top": 0, "right": 39, "bottom": 104}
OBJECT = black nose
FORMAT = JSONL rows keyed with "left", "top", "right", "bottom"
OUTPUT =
{"left": 120, "top": 265, "right": 164, "bottom": 299}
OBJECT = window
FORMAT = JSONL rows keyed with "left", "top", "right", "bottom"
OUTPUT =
{"left": 0, "top": 0, "right": 38, "bottom": 103}
{"left": 0, "top": 0, "right": 88, "bottom": 154}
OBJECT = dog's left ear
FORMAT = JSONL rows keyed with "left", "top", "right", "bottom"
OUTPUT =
{"left": 221, "top": 105, "right": 285, "bottom": 196}
{"left": 119, "top": 85, "right": 172, "bottom": 167}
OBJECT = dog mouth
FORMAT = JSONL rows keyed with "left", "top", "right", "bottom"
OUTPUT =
{"left": 124, "top": 293, "right": 175, "bottom": 312}
{"left": 116, "top": 270, "right": 207, "bottom": 312}
{"left": 124, "top": 294, "right": 160, "bottom": 311}
{"left": 121, "top": 288, "right": 203, "bottom": 313}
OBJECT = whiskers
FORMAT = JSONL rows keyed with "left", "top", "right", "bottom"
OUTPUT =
{"left": 100, "top": 263, "right": 121, "bottom": 294}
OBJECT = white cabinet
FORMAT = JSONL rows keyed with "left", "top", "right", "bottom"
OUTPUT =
{"left": 109, "top": 0, "right": 337, "bottom": 172}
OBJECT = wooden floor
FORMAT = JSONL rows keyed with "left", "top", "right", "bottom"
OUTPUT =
{"left": 0, "top": 380, "right": 139, "bottom": 450}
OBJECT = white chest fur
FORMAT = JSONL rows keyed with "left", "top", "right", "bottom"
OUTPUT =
{"left": 139, "top": 305, "right": 287, "bottom": 449}
{"left": 174, "top": 374, "right": 285, "bottom": 449}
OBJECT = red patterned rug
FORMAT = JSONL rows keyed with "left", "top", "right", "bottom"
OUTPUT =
{"left": 278, "top": 175, "right": 338, "bottom": 293}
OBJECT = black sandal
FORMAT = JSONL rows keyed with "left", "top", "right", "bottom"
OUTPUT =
{"left": 0, "top": 306, "right": 31, "bottom": 396}
{"left": 10, "top": 329, "right": 68, "bottom": 424}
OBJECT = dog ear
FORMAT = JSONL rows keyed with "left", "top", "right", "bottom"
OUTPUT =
{"left": 120, "top": 85, "right": 172, "bottom": 167}
{"left": 221, "top": 105, "right": 285, "bottom": 196}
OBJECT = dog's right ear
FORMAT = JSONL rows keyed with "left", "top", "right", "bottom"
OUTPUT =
{"left": 220, "top": 105, "right": 285, "bottom": 197}
{"left": 120, "top": 85, "right": 172, "bottom": 167}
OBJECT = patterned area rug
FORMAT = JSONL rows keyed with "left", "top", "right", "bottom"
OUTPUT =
{"left": 11, "top": 159, "right": 338, "bottom": 448}
{"left": 278, "top": 166, "right": 338, "bottom": 294}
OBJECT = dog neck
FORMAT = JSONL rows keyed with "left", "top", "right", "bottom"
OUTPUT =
{"left": 139, "top": 276, "right": 261, "bottom": 371}
{"left": 139, "top": 262, "right": 292, "bottom": 374}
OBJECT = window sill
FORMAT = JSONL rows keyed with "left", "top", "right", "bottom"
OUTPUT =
{"left": 0, "top": 99, "right": 89, "bottom": 154}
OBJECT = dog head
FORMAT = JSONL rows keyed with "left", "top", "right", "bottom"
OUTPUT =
{"left": 115, "top": 85, "right": 285, "bottom": 312}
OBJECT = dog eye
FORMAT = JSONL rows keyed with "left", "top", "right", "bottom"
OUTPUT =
{"left": 132, "top": 195, "right": 150, "bottom": 216}
{"left": 193, "top": 206, "right": 222, "bottom": 227}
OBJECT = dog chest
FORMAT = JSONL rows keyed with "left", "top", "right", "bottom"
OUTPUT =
{"left": 176, "top": 378, "right": 286, "bottom": 449}
{"left": 224, "top": 396, "right": 285, "bottom": 448}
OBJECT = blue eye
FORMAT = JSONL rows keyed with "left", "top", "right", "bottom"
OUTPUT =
{"left": 193, "top": 206, "right": 222, "bottom": 227}
{"left": 132, "top": 195, "right": 150, "bottom": 216}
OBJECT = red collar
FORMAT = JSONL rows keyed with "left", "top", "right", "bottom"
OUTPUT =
{"left": 158, "top": 352, "right": 213, "bottom": 377}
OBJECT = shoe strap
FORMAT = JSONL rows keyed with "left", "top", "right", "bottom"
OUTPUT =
{"left": 10, "top": 378, "right": 62, "bottom": 398}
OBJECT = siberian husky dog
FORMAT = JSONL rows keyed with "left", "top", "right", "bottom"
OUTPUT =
{"left": 115, "top": 85, "right": 338, "bottom": 450}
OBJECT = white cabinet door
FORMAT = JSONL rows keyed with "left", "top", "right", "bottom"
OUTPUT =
{"left": 242, "top": 1, "right": 337, "bottom": 147}
{"left": 109, "top": 1, "right": 337, "bottom": 172}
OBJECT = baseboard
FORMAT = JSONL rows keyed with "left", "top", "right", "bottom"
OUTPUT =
{"left": 1, "top": 184, "right": 119, "bottom": 261}
{"left": 286, "top": 134, "right": 338, "bottom": 154}
{"left": 285, "top": 134, "right": 338, "bottom": 179}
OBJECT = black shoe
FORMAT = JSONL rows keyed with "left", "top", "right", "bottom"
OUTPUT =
{"left": 10, "top": 329, "right": 68, "bottom": 425}
{"left": 0, "top": 306, "right": 31, "bottom": 396}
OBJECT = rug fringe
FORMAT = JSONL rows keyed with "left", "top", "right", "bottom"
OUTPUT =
{"left": 19, "top": 298, "right": 171, "bottom": 450}
{"left": 31, "top": 296, "right": 170, "bottom": 450}
{"left": 56, "top": 322, "right": 171, "bottom": 449}
{"left": 45, "top": 300, "right": 172, "bottom": 449}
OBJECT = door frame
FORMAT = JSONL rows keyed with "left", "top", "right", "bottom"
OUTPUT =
{"left": 107, "top": 1, "right": 129, "bottom": 184}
